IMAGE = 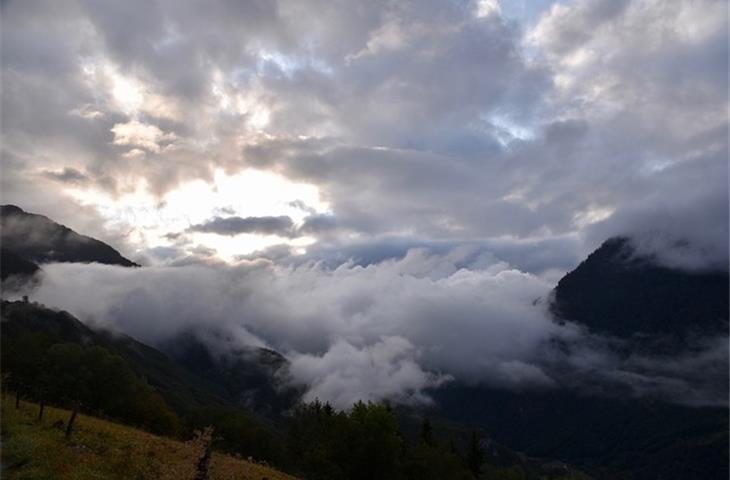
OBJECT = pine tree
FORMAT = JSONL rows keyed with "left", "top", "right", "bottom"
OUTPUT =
{"left": 420, "top": 417, "right": 434, "bottom": 446}
{"left": 465, "top": 431, "right": 484, "bottom": 478}
{"left": 448, "top": 437, "right": 459, "bottom": 456}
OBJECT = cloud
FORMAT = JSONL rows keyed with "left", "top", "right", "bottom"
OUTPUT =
{"left": 528, "top": 0, "right": 631, "bottom": 56}
{"left": 544, "top": 329, "right": 729, "bottom": 407}
{"left": 275, "top": 233, "right": 583, "bottom": 279}
{"left": 1, "top": 0, "right": 726, "bottom": 272}
{"left": 22, "top": 245, "right": 728, "bottom": 408}
{"left": 41, "top": 167, "right": 90, "bottom": 185}
{"left": 297, "top": 214, "right": 339, "bottom": 235}
{"left": 585, "top": 156, "right": 729, "bottom": 271}
{"left": 185, "top": 213, "right": 344, "bottom": 240}
{"left": 188, "top": 215, "right": 295, "bottom": 237}
{"left": 26, "top": 249, "right": 560, "bottom": 407}
{"left": 289, "top": 337, "right": 450, "bottom": 407}
{"left": 111, "top": 120, "right": 177, "bottom": 154}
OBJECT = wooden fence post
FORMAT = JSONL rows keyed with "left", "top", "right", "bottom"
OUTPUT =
{"left": 65, "top": 401, "right": 80, "bottom": 439}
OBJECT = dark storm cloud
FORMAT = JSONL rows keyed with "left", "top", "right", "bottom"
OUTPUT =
{"left": 297, "top": 214, "right": 339, "bottom": 235}
{"left": 189, "top": 215, "right": 295, "bottom": 237}
{"left": 41, "top": 167, "right": 90, "bottom": 184}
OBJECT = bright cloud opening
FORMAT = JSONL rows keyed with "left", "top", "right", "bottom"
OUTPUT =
{"left": 66, "top": 169, "right": 330, "bottom": 261}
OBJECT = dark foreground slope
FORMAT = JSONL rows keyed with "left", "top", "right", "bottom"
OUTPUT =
{"left": 433, "top": 237, "right": 729, "bottom": 480}
{"left": 0, "top": 204, "right": 139, "bottom": 270}
{"left": 1, "top": 399, "right": 298, "bottom": 480}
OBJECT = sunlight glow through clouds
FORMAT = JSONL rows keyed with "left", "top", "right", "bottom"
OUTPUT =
{"left": 80, "top": 58, "right": 181, "bottom": 121}
{"left": 67, "top": 169, "right": 330, "bottom": 261}
{"left": 111, "top": 120, "right": 177, "bottom": 153}
{"left": 211, "top": 70, "right": 271, "bottom": 130}
{"left": 571, "top": 206, "right": 615, "bottom": 228}
{"left": 476, "top": 0, "right": 501, "bottom": 18}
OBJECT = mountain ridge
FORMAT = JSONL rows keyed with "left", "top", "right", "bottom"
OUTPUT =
{"left": 0, "top": 204, "right": 139, "bottom": 274}
{"left": 550, "top": 236, "right": 729, "bottom": 341}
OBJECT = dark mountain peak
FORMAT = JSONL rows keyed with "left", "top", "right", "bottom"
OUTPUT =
{"left": 0, "top": 204, "right": 139, "bottom": 269}
{"left": 570, "top": 236, "right": 654, "bottom": 273}
{"left": 551, "top": 236, "right": 729, "bottom": 340}
{"left": 585, "top": 235, "right": 632, "bottom": 261}
{"left": 0, "top": 204, "right": 25, "bottom": 216}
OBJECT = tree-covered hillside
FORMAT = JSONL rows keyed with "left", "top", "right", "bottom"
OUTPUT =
{"left": 0, "top": 300, "right": 593, "bottom": 479}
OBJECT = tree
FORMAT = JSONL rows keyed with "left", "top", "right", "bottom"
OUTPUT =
{"left": 36, "top": 368, "right": 53, "bottom": 420}
{"left": 286, "top": 400, "right": 348, "bottom": 479}
{"left": 44, "top": 343, "right": 181, "bottom": 438}
{"left": 1, "top": 332, "right": 48, "bottom": 409}
{"left": 401, "top": 443, "right": 473, "bottom": 480}
{"left": 465, "top": 431, "right": 484, "bottom": 478}
{"left": 448, "top": 437, "right": 459, "bottom": 456}
{"left": 285, "top": 400, "right": 404, "bottom": 480}
{"left": 0, "top": 305, "right": 180, "bottom": 436}
{"left": 343, "top": 401, "right": 402, "bottom": 480}
{"left": 46, "top": 343, "right": 90, "bottom": 438}
{"left": 420, "top": 417, "right": 434, "bottom": 446}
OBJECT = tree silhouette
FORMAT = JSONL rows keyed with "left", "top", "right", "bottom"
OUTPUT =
{"left": 465, "top": 431, "right": 484, "bottom": 478}
{"left": 419, "top": 417, "right": 434, "bottom": 446}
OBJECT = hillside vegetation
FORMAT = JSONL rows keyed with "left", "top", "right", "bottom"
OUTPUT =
{"left": 1, "top": 398, "right": 297, "bottom": 480}
{"left": 1, "top": 300, "right": 592, "bottom": 479}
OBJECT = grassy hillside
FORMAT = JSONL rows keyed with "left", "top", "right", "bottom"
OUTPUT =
{"left": 1, "top": 398, "right": 298, "bottom": 480}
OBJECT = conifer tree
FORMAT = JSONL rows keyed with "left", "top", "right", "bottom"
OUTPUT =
{"left": 420, "top": 417, "right": 434, "bottom": 446}
{"left": 465, "top": 430, "right": 484, "bottom": 478}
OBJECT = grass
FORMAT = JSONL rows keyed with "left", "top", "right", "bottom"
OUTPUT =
{"left": 1, "top": 397, "right": 298, "bottom": 480}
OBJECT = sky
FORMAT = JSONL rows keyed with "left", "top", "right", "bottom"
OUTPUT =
{"left": 1, "top": 0, "right": 728, "bottom": 408}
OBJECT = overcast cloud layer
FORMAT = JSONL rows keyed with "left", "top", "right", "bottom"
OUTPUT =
{"left": 2, "top": 0, "right": 727, "bottom": 270}
{"left": 1, "top": 0, "right": 728, "bottom": 407}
